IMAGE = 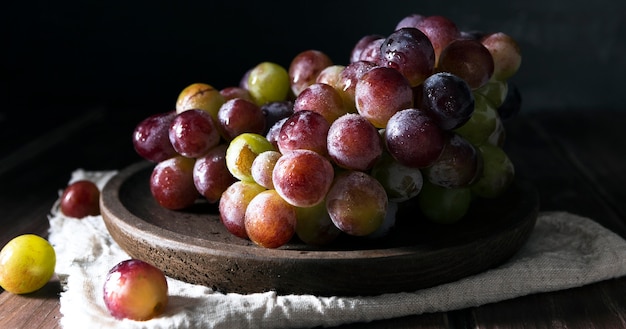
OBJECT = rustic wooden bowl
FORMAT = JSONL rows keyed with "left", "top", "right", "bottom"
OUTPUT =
{"left": 101, "top": 161, "right": 539, "bottom": 297}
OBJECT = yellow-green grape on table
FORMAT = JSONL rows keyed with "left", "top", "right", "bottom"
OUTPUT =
{"left": 0, "top": 234, "right": 56, "bottom": 294}
{"left": 175, "top": 82, "right": 225, "bottom": 121}
{"left": 247, "top": 62, "right": 290, "bottom": 106}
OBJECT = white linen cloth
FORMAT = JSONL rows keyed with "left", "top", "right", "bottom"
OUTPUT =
{"left": 48, "top": 169, "right": 626, "bottom": 329}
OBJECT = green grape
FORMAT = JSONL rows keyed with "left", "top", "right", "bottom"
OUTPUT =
{"left": 0, "top": 234, "right": 56, "bottom": 294}
{"left": 474, "top": 80, "right": 508, "bottom": 109}
{"left": 295, "top": 201, "right": 342, "bottom": 246}
{"left": 454, "top": 93, "right": 498, "bottom": 145}
{"left": 225, "top": 133, "right": 276, "bottom": 182}
{"left": 471, "top": 143, "right": 515, "bottom": 198}
{"left": 247, "top": 62, "right": 290, "bottom": 106}
{"left": 417, "top": 180, "right": 472, "bottom": 224}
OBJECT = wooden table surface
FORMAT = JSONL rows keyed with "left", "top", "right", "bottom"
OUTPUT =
{"left": 1, "top": 107, "right": 625, "bottom": 328}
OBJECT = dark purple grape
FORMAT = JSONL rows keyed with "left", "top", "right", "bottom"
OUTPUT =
{"left": 385, "top": 108, "right": 447, "bottom": 168}
{"left": 422, "top": 72, "right": 475, "bottom": 130}
{"left": 380, "top": 27, "right": 435, "bottom": 87}
{"left": 260, "top": 101, "right": 294, "bottom": 135}
{"left": 423, "top": 133, "right": 482, "bottom": 188}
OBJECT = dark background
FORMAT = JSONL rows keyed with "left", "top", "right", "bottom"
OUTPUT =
{"left": 4, "top": 0, "right": 625, "bottom": 138}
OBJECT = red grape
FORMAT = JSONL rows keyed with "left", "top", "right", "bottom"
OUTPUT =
{"left": 193, "top": 144, "right": 236, "bottom": 203}
{"left": 272, "top": 149, "right": 334, "bottom": 208}
{"left": 327, "top": 113, "right": 383, "bottom": 171}
{"left": 150, "top": 156, "right": 198, "bottom": 210}
{"left": 413, "top": 15, "right": 461, "bottom": 66}
{"left": 385, "top": 108, "right": 447, "bottom": 168}
{"left": 217, "top": 98, "right": 266, "bottom": 141}
{"left": 438, "top": 39, "right": 494, "bottom": 89}
{"left": 355, "top": 66, "right": 414, "bottom": 128}
{"left": 250, "top": 150, "right": 282, "bottom": 189}
{"left": 293, "top": 82, "right": 347, "bottom": 123}
{"left": 60, "top": 180, "right": 101, "bottom": 218}
{"left": 380, "top": 27, "right": 435, "bottom": 87}
{"left": 245, "top": 190, "right": 297, "bottom": 249}
{"left": 277, "top": 110, "right": 330, "bottom": 155}
{"left": 350, "top": 34, "right": 385, "bottom": 63}
{"left": 220, "top": 86, "right": 253, "bottom": 102}
{"left": 288, "top": 49, "right": 333, "bottom": 96}
{"left": 103, "top": 259, "right": 168, "bottom": 321}
{"left": 480, "top": 32, "right": 522, "bottom": 81}
{"left": 219, "top": 181, "right": 266, "bottom": 239}
{"left": 423, "top": 133, "right": 482, "bottom": 188}
{"left": 132, "top": 111, "right": 177, "bottom": 163}
{"left": 326, "top": 171, "right": 388, "bottom": 236}
{"left": 169, "top": 109, "right": 221, "bottom": 158}
{"left": 336, "top": 60, "right": 379, "bottom": 112}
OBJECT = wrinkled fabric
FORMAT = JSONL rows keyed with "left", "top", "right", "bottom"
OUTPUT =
{"left": 48, "top": 169, "right": 626, "bottom": 329}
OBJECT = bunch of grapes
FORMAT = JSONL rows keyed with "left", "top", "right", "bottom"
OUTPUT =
{"left": 132, "top": 13, "right": 522, "bottom": 249}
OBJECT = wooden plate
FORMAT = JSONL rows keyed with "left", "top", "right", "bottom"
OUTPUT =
{"left": 101, "top": 161, "right": 539, "bottom": 297}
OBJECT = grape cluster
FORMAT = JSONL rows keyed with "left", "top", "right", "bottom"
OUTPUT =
{"left": 132, "top": 13, "right": 522, "bottom": 248}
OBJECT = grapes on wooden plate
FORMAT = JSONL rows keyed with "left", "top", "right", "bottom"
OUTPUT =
{"left": 130, "top": 11, "right": 524, "bottom": 248}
